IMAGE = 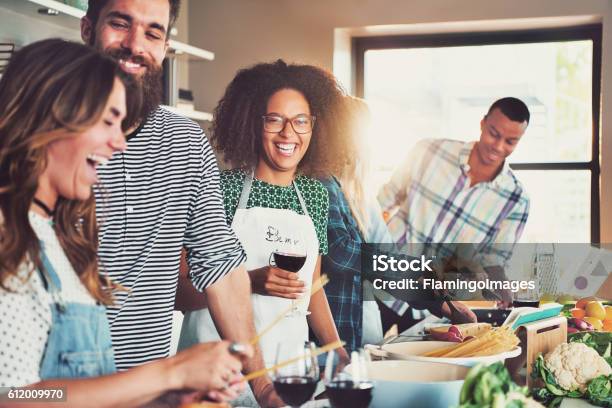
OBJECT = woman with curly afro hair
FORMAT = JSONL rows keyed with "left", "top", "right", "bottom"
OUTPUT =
{"left": 179, "top": 59, "right": 352, "bottom": 404}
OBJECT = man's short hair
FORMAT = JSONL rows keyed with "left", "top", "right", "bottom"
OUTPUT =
{"left": 487, "top": 97, "right": 530, "bottom": 124}
{"left": 86, "top": 0, "right": 181, "bottom": 35}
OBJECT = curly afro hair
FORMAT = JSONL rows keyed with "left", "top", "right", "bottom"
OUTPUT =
{"left": 210, "top": 59, "right": 353, "bottom": 178}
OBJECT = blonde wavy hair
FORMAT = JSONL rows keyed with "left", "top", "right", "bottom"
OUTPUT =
{"left": 337, "top": 96, "right": 373, "bottom": 237}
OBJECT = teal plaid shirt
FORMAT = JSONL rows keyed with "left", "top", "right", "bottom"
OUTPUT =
{"left": 321, "top": 177, "right": 364, "bottom": 352}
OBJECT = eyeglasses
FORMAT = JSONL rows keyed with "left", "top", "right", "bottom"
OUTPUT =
{"left": 262, "top": 114, "right": 316, "bottom": 134}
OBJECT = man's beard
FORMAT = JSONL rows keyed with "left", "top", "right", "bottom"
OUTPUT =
{"left": 105, "top": 48, "right": 163, "bottom": 130}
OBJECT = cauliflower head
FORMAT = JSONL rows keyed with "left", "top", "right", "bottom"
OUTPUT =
{"left": 544, "top": 342, "right": 612, "bottom": 393}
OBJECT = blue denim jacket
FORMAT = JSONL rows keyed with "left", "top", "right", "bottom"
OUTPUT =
{"left": 38, "top": 246, "right": 116, "bottom": 379}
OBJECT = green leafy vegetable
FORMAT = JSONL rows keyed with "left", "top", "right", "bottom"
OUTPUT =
{"left": 458, "top": 363, "right": 533, "bottom": 408}
{"left": 561, "top": 304, "right": 574, "bottom": 319}
{"left": 587, "top": 375, "right": 611, "bottom": 407}
{"left": 532, "top": 387, "right": 563, "bottom": 408}
{"left": 504, "top": 400, "right": 525, "bottom": 408}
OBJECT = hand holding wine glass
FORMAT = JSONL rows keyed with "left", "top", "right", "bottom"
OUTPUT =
{"left": 249, "top": 264, "right": 306, "bottom": 298}
{"left": 268, "top": 237, "right": 308, "bottom": 316}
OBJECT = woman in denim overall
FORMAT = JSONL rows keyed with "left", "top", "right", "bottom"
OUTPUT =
{"left": 0, "top": 39, "right": 251, "bottom": 407}
{"left": 37, "top": 248, "right": 116, "bottom": 379}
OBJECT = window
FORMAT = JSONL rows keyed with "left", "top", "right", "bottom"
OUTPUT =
{"left": 355, "top": 25, "right": 601, "bottom": 243}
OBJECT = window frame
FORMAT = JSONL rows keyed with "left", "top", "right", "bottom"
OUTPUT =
{"left": 353, "top": 24, "right": 602, "bottom": 243}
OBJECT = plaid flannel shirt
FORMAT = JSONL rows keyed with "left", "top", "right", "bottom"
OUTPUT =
{"left": 321, "top": 177, "right": 364, "bottom": 352}
{"left": 378, "top": 139, "right": 530, "bottom": 314}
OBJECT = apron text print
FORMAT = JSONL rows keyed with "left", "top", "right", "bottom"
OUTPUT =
{"left": 265, "top": 226, "right": 300, "bottom": 246}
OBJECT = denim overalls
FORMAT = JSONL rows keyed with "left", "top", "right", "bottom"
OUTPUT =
{"left": 38, "top": 246, "right": 116, "bottom": 379}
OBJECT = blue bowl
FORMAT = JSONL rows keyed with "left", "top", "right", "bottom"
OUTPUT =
{"left": 346, "top": 360, "right": 470, "bottom": 408}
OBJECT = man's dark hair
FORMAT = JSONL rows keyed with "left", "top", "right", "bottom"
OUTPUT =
{"left": 487, "top": 97, "right": 530, "bottom": 124}
{"left": 86, "top": 0, "right": 181, "bottom": 35}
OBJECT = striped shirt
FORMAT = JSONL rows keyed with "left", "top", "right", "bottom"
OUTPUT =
{"left": 379, "top": 138, "right": 529, "bottom": 269}
{"left": 94, "top": 107, "right": 246, "bottom": 370}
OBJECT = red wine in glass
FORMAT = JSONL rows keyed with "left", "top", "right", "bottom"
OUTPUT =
{"left": 273, "top": 252, "right": 306, "bottom": 272}
{"left": 273, "top": 375, "right": 318, "bottom": 407}
{"left": 326, "top": 380, "right": 374, "bottom": 408}
{"left": 273, "top": 342, "right": 319, "bottom": 407}
{"left": 270, "top": 251, "right": 308, "bottom": 316}
{"left": 513, "top": 300, "right": 540, "bottom": 308}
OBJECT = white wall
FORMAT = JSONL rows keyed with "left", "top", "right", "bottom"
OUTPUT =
{"left": 0, "top": 6, "right": 81, "bottom": 46}
{"left": 188, "top": 0, "right": 612, "bottom": 243}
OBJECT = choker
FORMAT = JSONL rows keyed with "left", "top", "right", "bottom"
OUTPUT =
{"left": 33, "top": 198, "right": 56, "bottom": 218}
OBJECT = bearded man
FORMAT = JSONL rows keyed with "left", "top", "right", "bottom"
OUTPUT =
{"left": 81, "top": 1, "right": 282, "bottom": 406}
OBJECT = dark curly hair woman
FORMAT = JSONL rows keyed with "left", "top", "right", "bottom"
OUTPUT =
{"left": 211, "top": 59, "right": 351, "bottom": 177}
{"left": 179, "top": 59, "right": 351, "bottom": 407}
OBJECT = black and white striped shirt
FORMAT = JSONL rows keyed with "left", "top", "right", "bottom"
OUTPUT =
{"left": 95, "top": 107, "right": 246, "bottom": 370}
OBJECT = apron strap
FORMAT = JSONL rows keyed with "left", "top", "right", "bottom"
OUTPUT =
{"left": 293, "top": 181, "right": 310, "bottom": 218}
{"left": 240, "top": 171, "right": 310, "bottom": 218}
{"left": 237, "top": 171, "right": 255, "bottom": 210}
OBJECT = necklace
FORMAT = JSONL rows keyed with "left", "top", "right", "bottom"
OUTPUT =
{"left": 32, "top": 197, "right": 56, "bottom": 218}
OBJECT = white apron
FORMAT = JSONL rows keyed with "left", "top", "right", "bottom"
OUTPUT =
{"left": 179, "top": 172, "right": 319, "bottom": 366}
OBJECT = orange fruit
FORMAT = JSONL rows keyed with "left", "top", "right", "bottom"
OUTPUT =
{"left": 570, "top": 308, "right": 586, "bottom": 319}
{"left": 603, "top": 319, "right": 612, "bottom": 332}
{"left": 605, "top": 305, "right": 612, "bottom": 320}
{"left": 576, "top": 296, "right": 598, "bottom": 309}
{"left": 584, "top": 317, "right": 603, "bottom": 331}
{"left": 585, "top": 301, "right": 606, "bottom": 320}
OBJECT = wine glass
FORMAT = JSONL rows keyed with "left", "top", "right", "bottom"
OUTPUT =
{"left": 512, "top": 280, "right": 540, "bottom": 308}
{"left": 269, "top": 237, "right": 308, "bottom": 317}
{"left": 272, "top": 342, "right": 319, "bottom": 407}
{"left": 324, "top": 349, "right": 374, "bottom": 408}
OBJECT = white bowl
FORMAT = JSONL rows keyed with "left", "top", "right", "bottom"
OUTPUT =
{"left": 345, "top": 360, "right": 470, "bottom": 408}
{"left": 381, "top": 340, "right": 521, "bottom": 366}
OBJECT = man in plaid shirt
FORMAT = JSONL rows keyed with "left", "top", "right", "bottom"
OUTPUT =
{"left": 377, "top": 97, "right": 530, "bottom": 327}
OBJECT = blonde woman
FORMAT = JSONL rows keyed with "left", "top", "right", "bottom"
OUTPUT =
{"left": 0, "top": 39, "right": 250, "bottom": 407}
{"left": 320, "top": 97, "right": 389, "bottom": 350}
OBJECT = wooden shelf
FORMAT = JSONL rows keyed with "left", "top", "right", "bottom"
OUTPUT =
{"left": 161, "top": 106, "right": 213, "bottom": 122}
{"left": 3, "top": 0, "right": 214, "bottom": 60}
